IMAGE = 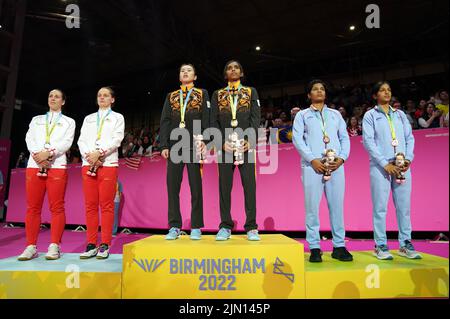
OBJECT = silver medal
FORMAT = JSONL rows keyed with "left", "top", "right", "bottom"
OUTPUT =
{"left": 391, "top": 139, "right": 399, "bottom": 147}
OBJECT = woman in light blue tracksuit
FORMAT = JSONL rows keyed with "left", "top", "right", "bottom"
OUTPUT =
{"left": 362, "top": 81, "right": 421, "bottom": 260}
{"left": 293, "top": 79, "right": 353, "bottom": 263}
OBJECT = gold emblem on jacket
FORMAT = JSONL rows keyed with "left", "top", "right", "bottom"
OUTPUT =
{"left": 169, "top": 88, "right": 203, "bottom": 112}
{"left": 218, "top": 87, "right": 252, "bottom": 112}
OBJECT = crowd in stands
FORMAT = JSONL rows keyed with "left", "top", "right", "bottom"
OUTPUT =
{"left": 260, "top": 86, "right": 449, "bottom": 143}
{"left": 14, "top": 83, "right": 449, "bottom": 166}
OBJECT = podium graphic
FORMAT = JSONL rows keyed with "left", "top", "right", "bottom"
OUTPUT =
{"left": 122, "top": 234, "right": 305, "bottom": 299}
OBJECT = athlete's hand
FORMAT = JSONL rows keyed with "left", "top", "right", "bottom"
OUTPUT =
{"left": 161, "top": 149, "right": 169, "bottom": 159}
{"left": 328, "top": 158, "right": 344, "bottom": 172}
{"left": 223, "top": 142, "right": 234, "bottom": 153}
{"left": 384, "top": 163, "right": 401, "bottom": 176}
{"left": 311, "top": 159, "right": 327, "bottom": 174}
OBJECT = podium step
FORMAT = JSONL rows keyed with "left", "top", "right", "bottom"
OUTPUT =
{"left": 0, "top": 253, "right": 122, "bottom": 299}
{"left": 122, "top": 234, "right": 305, "bottom": 299}
{"left": 305, "top": 251, "right": 449, "bottom": 298}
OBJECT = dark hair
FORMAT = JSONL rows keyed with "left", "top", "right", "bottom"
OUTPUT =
{"left": 179, "top": 63, "right": 196, "bottom": 75}
{"left": 50, "top": 89, "right": 66, "bottom": 101}
{"left": 372, "top": 81, "right": 391, "bottom": 97}
{"left": 98, "top": 86, "right": 116, "bottom": 106}
{"left": 223, "top": 60, "right": 244, "bottom": 81}
{"left": 306, "top": 79, "right": 328, "bottom": 95}
{"left": 438, "top": 89, "right": 448, "bottom": 97}
{"left": 422, "top": 102, "right": 437, "bottom": 121}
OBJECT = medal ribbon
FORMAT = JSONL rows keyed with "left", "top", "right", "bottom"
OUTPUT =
{"left": 313, "top": 107, "right": 328, "bottom": 141}
{"left": 384, "top": 108, "right": 397, "bottom": 142}
{"left": 179, "top": 88, "right": 193, "bottom": 125}
{"left": 97, "top": 109, "right": 112, "bottom": 141}
{"left": 227, "top": 84, "right": 242, "bottom": 122}
{"left": 45, "top": 112, "right": 63, "bottom": 145}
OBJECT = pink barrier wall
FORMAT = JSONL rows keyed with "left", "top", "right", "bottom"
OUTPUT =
{"left": 6, "top": 128, "right": 449, "bottom": 231}
{"left": 0, "top": 139, "right": 11, "bottom": 212}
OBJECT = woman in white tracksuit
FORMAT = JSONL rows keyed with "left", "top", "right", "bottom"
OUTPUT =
{"left": 78, "top": 86, "right": 124, "bottom": 260}
{"left": 18, "top": 89, "right": 75, "bottom": 261}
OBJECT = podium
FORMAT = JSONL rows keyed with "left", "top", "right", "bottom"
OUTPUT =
{"left": 305, "top": 251, "right": 449, "bottom": 298}
{"left": 122, "top": 234, "right": 305, "bottom": 299}
{"left": 0, "top": 254, "right": 122, "bottom": 299}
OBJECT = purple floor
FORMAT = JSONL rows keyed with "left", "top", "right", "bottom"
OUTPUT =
{"left": 0, "top": 226, "right": 448, "bottom": 259}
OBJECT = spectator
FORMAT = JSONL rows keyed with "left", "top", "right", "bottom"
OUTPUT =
{"left": 279, "top": 112, "right": 290, "bottom": 125}
{"left": 415, "top": 99, "right": 427, "bottom": 119}
{"left": 418, "top": 103, "right": 442, "bottom": 129}
{"left": 392, "top": 100, "right": 402, "bottom": 110}
{"left": 338, "top": 106, "right": 349, "bottom": 125}
{"left": 122, "top": 133, "right": 135, "bottom": 158}
{"left": 273, "top": 118, "right": 283, "bottom": 127}
{"left": 405, "top": 100, "right": 418, "bottom": 129}
{"left": 125, "top": 135, "right": 140, "bottom": 158}
{"left": 352, "top": 105, "right": 364, "bottom": 126}
{"left": 443, "top": 112, "right": 449, "bottom": 128}
{"left": 290, "top": 107, "right": 300, "bottom": 122}
{"left": 347, "top": 116, "right": 362, "bottom": 137}
{"left": 263, "top": 111, "right": 274, "bottom": 129}
{"left": 436, "top": 90, "right": 449, "bottom": 116}
{"left": 133, "top": 137, "right": 142, "bottom": 156}
{"left": 152, "top": 129, "right": 161, "bottom": 151}
{"left": 15, "top": 152, "right": 28, "bottom": 168}
{"left": 138, "top": 135, "right": 153, "bottom": 156}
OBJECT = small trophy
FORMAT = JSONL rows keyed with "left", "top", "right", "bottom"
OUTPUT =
{"left": 37, "top": 148, "right": 53, "bottom": 177}
{"left": 37, "top": 159, "right": 51, "bottom": 177}
{"left": 393, "top": 152, "right": 407, "bottom": 184}
{"left": 194, "top": 134, "right": 206, "bottom": 164}
{"left": 229, "top": 132, "right": 244, "bottom": 166}
{"left": 321, "top": 149, "right": 337, "bottom": 181}
{"left": 87, "top": 151, "right": 105, "bottom": 177}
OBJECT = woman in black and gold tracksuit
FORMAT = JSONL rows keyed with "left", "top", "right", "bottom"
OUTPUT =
{"left": 210, "top": 60, "right": 261, "bottom": 241}
{"left": 160, "top": 63, "right": 210, "bottom": 240}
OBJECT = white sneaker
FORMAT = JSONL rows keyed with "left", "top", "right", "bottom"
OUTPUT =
{"left": 18, "top": 245, "right": 38, "bottom": 261}
{"left": 80, "top": 244, "right": 98, "bottom": 259}
{"left": 45, "top": 243, "right": 61, "bottom": 260}
{"left": 96, "top": 244, "right": 109, "bottom": 259}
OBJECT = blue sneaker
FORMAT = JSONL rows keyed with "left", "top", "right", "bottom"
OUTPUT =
{"left": 165, "top": 227, "right": 181, "bottom": 240}
{"left": 373, "top": 244, "right": 393, "bottom": 260}
{"left": 190, "top": 229, "right": 202, "bottom": 240}
{"left": 215, "top": 228, "right": 231, "bottom": 241}
{"left": 247, "top": 229, "right": 260, "bottom": 241}
{"left": 398, "top": 240, "right": 422, "bottom": 259}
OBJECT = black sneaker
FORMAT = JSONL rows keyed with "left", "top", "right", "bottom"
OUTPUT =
{"left": 331, "top": 247, "right": 353, "bottom": 261}
{"left": 309, "top": 248, "right": 323, "bottom": 263}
